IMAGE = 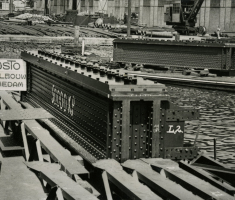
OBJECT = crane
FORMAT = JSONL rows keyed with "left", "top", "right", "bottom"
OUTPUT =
{"left": 164, "top": 0, "right": 206, "bottom": 35}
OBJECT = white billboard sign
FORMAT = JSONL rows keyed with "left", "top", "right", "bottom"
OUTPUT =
{"left": 0, "top": 59, "right": 27, "bottom": 91}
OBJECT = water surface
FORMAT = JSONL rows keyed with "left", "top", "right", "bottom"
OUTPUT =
{"left": 167, "top": 85, "right": 235, "bottom": 168}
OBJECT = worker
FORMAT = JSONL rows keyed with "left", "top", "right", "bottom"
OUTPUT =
{"left": 216, "top": 25, "right": 221, "bottom": 39}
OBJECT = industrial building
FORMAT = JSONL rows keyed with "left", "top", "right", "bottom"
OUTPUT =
{"left": 0, "top": 0, "right": 234, "bottom": 32}
{"left": 31, "top": 0, "right": 235, "bottom": 32}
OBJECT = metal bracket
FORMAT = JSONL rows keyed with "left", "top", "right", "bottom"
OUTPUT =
{"left": 164, "top": 146, "right": 199, "bottom": 160}
{"left": 165, "top": 109, "right": 199, "bottom": 121}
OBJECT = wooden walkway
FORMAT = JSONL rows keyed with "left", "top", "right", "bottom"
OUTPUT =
{"left": 94, "top": 159, "right": 162, "bottom": 200}
{"left": 94, "top": 158, "right": 235, "bottom": 200}
{"left": 1, "top": 91, "right": 235, "bottom": 200}
{"left": 0, "top": 91, "right": 98, "bottom": 200}
{"left": 0, "top": 157, "right": 47, "bottom": 200}
{"left": 25, "top": 162, "right": 98, "bottom": 200}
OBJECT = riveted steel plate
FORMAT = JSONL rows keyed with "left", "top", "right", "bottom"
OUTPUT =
{"left": 113, "top": 38, "right": 229, "bottom": 70}
{"left": 164, "top": 146, "right": 199, "bottom": 160}
{"left": 0, "top": 108, "right": 54, "bottom": 121}
{"left": 165, "top": 109, "right": 200, "bottom": 121}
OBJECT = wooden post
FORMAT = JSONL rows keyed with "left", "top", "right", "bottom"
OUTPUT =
{"left": 132, "top": 170, "right": 139, "bottom": 182}
{"left": 36, "top": 139, "right": 43, "bottom": 161}
{"left": 127, "top": 0, "right": 131, "bottom": 37}
{"left": 74, "top": 26, "right": 80, "bottom": 46}
{"left": 102, "top": 171, "right": 113, "bottom": 200}
{"left": 1, "top": 99, "right": 6, "bottom": 128}
{"left": 21, "top": 123, "right": 30, "bottom": 161}
{"left": 56, "top": 188, "right": 64, "bottom": 200}
{"left": 82, "top": 38, "right": 85, "bottom": 56}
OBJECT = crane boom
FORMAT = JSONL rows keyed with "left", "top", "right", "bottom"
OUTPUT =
{"left": 187, "top": 0, "right": 204, "bottom": 22}
{"left": 164, "top": 0, "right": 206, "bottom": 35}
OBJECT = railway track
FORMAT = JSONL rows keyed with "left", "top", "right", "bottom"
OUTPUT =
{"left": 0, "top": 23, "right": 119, "bottom": 38}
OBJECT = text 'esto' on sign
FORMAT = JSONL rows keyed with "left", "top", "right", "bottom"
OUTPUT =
{"left": 0, "top": 59, "right": 27, "bottom": 91}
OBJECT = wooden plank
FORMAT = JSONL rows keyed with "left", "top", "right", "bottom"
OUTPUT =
{"left": 23, "top": 120, "right": 88, "bottom": 176}
{"left": 21, "top": 123, "right": 30, "bottom": 161}
{"left": 43, "top": 154, "right": 51, "bottom": 163}
{"left": 102, "top": 171, "right": 113, "bottom": 200}
{"left": 0, "top": 122, "right": 5, "bottom": 137}
{"left": 191, "top": 163, "right": 235, "bottom": 187}
{"left": 0, "top": 91, "right": 22, "bottom": 109}
{"left": 142, "top": 158, "right": 234, "bottom": 200}
{"left": 94, "top": 159, "right": 161, "bottom": 200}
{"left": 179, "top": 161, "right": 235, "bottom": 196}
{"left": 191, "top": 153, "right": 229, "bottom": 168}
{"left": 36, "top": 139, "right": 43, "bottom": 162}
{"left": 122, "top": 159, "right": 202, "bottom": 200}
{"left": 25, "top": 162, "right": 98, "bottom": 200}
{"left": 73, "top": 174, "right": 100, "bottom": 197}
{"left": 0, "top": 157, "right": 47, "bottom": 200}
{"left": 1, "top": 97, "right": 6, "bottom": 128}
{"left": 21, "top": 102, "right": 97, "bottom": 164}
{"left": 0, "top": 93, "right": 88, "bottom": 176}
{"left": 192, "top": 163, "right": 235, "bottom": 174}
{"left": 56, "top": 188, "right": 65, "bottom": 200}
{"left": 0, "top": 108, "right": 54, "bottom": 121}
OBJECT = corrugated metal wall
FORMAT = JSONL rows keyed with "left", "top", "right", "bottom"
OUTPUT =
{"left": 34, "top": 0, "right": 235, "bottom": 32}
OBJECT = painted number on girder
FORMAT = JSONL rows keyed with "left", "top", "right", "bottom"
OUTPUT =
{"left": 51, "top": 85, "right": 75, "bottom": 116}
{"left": 167, "top": 125, "right": 183, "bottom": 134}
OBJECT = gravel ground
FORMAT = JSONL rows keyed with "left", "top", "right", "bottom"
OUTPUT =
{"left": 0, "top": 42, "right": 63, "bottom": 58}
{"left": 87, "top": 45, "right": 113, "bottom": 58}
{"left": 0, "top": 42, "right": 113, "bottom": 59}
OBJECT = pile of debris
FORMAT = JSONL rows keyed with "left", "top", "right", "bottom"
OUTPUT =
{"left": 16, "top": 13, "right": 53, "bottom": 21}
{"left": 5, "top": 13, "right": 54, "bottom": 25}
